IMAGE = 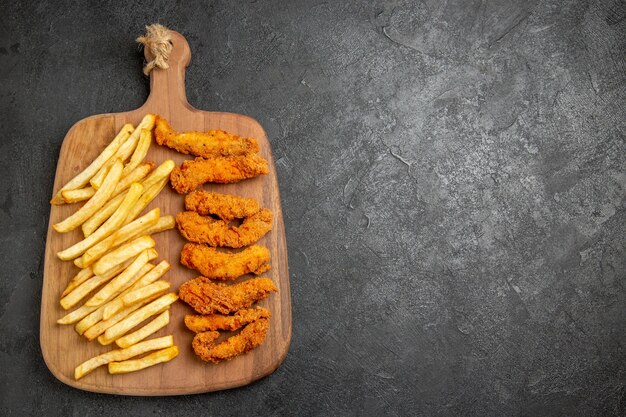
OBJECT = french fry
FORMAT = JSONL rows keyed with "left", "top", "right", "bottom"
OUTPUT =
{"left": 90, "top": 115, "right": 156, "bottom": 189}
{"left": 143, "top": 215, "right": 175, "bottom": 235}
{"left": 61, "top": 268, "right": 94, "bottom": 297}
{"left": 98, "top": 305, "right": 168, "bottom": 346}
{"left": 85, "top": 261, "right": 170, "bottom": 331}
{"left": 108, "top": 346, "right": 178, "bottom": 374}
{"left": 101, "top": 277, "right": 168, "bottom": 320}
{"left": 126, "top": 260, "right": 170, "bottom": 291}
{"left": 103, "top": 293, "right": 178, "bottom": 341}
{"left": 122, "top": 129, "right": 152, "bottom": 177}
{"left": 111, "top": 162, "right": 155, "bottom": 199}
{"left": 66, "top": 162, "right": 154, "bottom": 205}
{"left": 73, "top": 263, "right": 154, "bottom": 333}
{"left": 122, "top": 280, "right": 171, "bottom": 307}
{"left": 59, "top": 259, "right": 133, "bottom": 310}
{"left": 57, "top": 183, "right": 144, "bottom": 261}
{"left": 57, "top": 304, "right": 99, "bottom": 325}
{"left": 60, "top": 275, "right": 110, "bottom": 311}
{"left": 140, "top": 159, "right": 175, "bottom": 188}
{"left": 89, "top": 163, "right": 110, "bottom": 191}
{"left": 125, "top": 177, "right": 169, "bottom": 222}
{"left": 86, "top": 248, "right": 157, "bottom": 307}
{"left": 53, "top": 160, "right": 124, "bottom": 233}
{"left": 81, "top": 160, "right": 174, "bottom": 237}
{"left": 61, "top": 187, "right": 95, "bottom": 204}
{"left": 74, "top": 335, "right": 173, "bottom": 380}
{"left": 101, "top": 278, "right": 168, "bottom": 320}
{"left": 81, "top": 193, "right": 125, "bottom": 237}
{"left": 50, "top": 124, "right": 133, "bottom": 205}
{"left": 75, "top": 208, "right": 160, "bottom": 269}
{"left": 92, "top": 235, "right": 156, "bottom": 276}
{"left": 114, "top": 310, "right": 170, "bottom": 348}
{"left": 57, "top": 260, "right": 136, "bottom": 325}
{"left": 83, "top": 291, "right": 163, "bottom": 341}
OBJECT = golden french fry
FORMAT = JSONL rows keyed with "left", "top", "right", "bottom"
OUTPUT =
{"left": 53, "top": 160, "right": 124, "bottom": 233}
{"left": 122, "top": 280, "right": 170, "bottom": 307}
{"left": 126, "top": 260, "right": 169, "bottom": 290}
{"left": 59, "top": 259, "right": 133, "bottom": 310}
{"left": 104, "top": 293, "right": 178, "bottom": 341}
{"left": 57, "top": 304, "right": 99, "bottom": 325}
{"left": 81, "top": 160, "right": 174, "bottom": 237}
{"left": 122, "top": 129, "right": 152, "bottom": 177}
{"left": 99, "top": 260, "right": 170, "bottom": 322}
{"left": 81, "top": 193, "right": 125, "bottom": 237}
{"left": 61, "top": 187, "right": 95, "bottom": 204}
{"left": 75, "top": 208, "right": 160, "bottom": 268}
{"left": 73, "top": 263, "right": 154, "bottom": 333}
{"left": 50, "top": 124, "right": 133, "bottom": 205}
{"left": 108, "top": 345, "right": 178, "bottom": 374}
{"left": 111, "top": 162, "right": 154, "bottom": 199}
{"left": 57, "top": 183, "right": 144, "bottom": 261}
{"left": 133, "top": 158, "right": 174, "bottom": 188}
{"left": 90, "top": 115, "right": 156, "bottom": 189}
{"left": 89, "top": 164, "right": 109, "bottom": 191}
{"left": 114, "top": 310, "right": 170, "bottom": 348}
{"left": 92, "top": 235, "right": 155, "bottom": 276}
{"left": 99, "top": 309, "right": 170, "bottom": 349}
{"left": 143, "top": 215, "right": 175, "bottom": 235}
{"left": 62, "top": 268, "right": 94, "bottom": 297}
{"left": 101, "top": 276, "right": 168, "bottom": 321}
{"left": 83, "top": 291, "right": 163, "bottom": 341}
{"left": 87, "top": 248, "right": 157, "bottom": 306}
{"left": 74, "top": 335, "right": 173, "bottom": 380}
{"left": 88, "top": 162, "right": 154, "bottom": 203}
{"left": 125, "top": 177, "right": 168, "bottom": 223}
{"left": 60, "top": 275, "right": 111, "bottom": 311}
{"left": 98, "top": 302, "right": 170, "bottom": 346}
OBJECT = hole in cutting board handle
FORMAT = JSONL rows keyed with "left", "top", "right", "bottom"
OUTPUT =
{"left": 142, "top": 30, "right": 193, "bottom": 111}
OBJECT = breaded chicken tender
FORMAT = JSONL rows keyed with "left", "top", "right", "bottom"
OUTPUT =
{"left": 178, "top": 277, "right": 278, "bottom": 315}
{"left": 176, "top": 209, "right": 272, "bottom": 248}
{"left": 184, "top": 307, "right": 271, "bottom": 333}
{"left": 191, "top": 318, "right": 270, "bottom": 363}
{"left": 154, "top": 116, "right": 259, "bottom": 157}
{"left": 185, "top": 190, "right": 260, "bottom": 221}
{"left": 181, "top": 243, "right": 271, "bottom": 280}
{"left": 170, "top": 155, "right": 269, "bottom": 194}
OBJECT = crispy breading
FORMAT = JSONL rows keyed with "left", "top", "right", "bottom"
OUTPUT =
{"left": 181, "top": 243, "right": 271, "bottom": 280}
{"left": 178, "top": 277, "right": 277, "bottom": 314}
{"left": 184, "top": 190, "right": 260, "bottom": 221}
{"left": 154, "top": 116, "right": 259, "bottom": 157}
{"left": 184, "top": 307, "right": 271, "bottom": 333}
{"left": 176, "top": 209, "right": 272, "bottom": 248}
{"left": 191, "top": 318, "right": 270, "bottom": 363}
{"left": 170, "top": 155, "right": 269, "bottom": 194}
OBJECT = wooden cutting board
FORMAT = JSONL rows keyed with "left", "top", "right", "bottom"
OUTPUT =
{"left": 40, "top": 31, "right": 291, "bottom": 395}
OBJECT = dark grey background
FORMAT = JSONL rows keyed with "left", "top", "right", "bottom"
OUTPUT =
{"left": 1, "top": 0, "right": 625, "bottom": 415}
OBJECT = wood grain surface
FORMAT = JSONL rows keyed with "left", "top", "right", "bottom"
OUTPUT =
{"left": 40, "top": 31, "right": 291, "bottom": 395}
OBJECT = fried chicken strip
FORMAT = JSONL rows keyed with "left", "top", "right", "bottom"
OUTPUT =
{"left": 170, "top": 155, "right": 269, "bottom": 194}
{"left": 176, "top": 209, "right": 273, "bottom": 248}
{"left": 178, "top": 276, "right": 278, "bottom": 314}
{"left": 154, "top": 116, "right": 259, "bottom": 157}
{"left": 181, "top": 243, "right": 271, "bottom": 280}
{"left": 185, "top": 190, "right": 260, "bottom": 221}
{"left": 184, "top": 307, "right": 271, "bottom": 332}
{"left": 192, "top": 318, "right": 270, "bottom": 363}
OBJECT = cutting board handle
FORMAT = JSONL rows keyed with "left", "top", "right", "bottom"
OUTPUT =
{"left": 141, "top": 30, "right": 193, "bottom": 112}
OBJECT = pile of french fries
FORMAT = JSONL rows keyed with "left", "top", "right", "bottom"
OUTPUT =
{"left": 50, "top": 114, "right": 179, "bottom": 380}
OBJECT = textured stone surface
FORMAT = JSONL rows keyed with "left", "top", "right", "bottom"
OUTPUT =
{"left": 1, "top": 0, "right": 625, "bottom": 415}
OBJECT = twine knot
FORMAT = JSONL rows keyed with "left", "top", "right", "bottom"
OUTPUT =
{"left": 137, "top": 23, "right": 173, "bottom": 75}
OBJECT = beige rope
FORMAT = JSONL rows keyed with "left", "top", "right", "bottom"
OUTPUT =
{"left": 136, "top": 23, "right": 173, "bottom": 75}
